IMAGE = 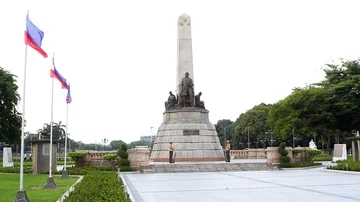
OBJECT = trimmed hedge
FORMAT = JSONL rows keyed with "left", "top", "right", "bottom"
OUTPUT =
{"left": 55, "top": 166, "right": 116, "bottom": 175}
{"left": 64, "top": 171, "right": 130, "bottom": 202}
{"left": 117, "top": 150, "right": 128, "bottom": 159}
{"left": 278, "top": 143, "right": 291, "bottom": 168}
{"left": 68, "top": 152, "right": 86, "bottom": 161}
{"left": 0, "top": 166, "right": 32, "bottom": 174}
{"left": 313, "top": 153, "right": 332, "bottom": 161}
{"left": 328, "top": 159, "right": 360, "bottom": 172}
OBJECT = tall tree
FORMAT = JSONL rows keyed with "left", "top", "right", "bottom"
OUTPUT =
{"left": 233, "top": 103, "right": 272, "bottom": 148}
{"left": 215, "top": 119, "right": 233, "bottom": 148}
{"left": 317, "top": 60, "right": 360, "bottom": 132}
{"left": 0, "top": 67, "right": 22, "bottom": 144}
{"left": 110, "top": 140, "right": 125, "bottom": 150}
{"left": 268, "top": 87, "right": 335, "bottom": 148}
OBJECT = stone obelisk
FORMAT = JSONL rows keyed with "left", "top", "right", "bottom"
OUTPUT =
{"left": 150, "top": 14, "right": 224, "bottom": 162}
{"left": 176, "top": 13, "right": 194, "bottom": 95}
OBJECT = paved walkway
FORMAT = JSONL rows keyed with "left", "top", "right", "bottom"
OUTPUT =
{"left": 122, "top": 168, "right": 360, "bottom": 202}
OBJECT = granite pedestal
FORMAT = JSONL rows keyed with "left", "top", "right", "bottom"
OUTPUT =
{"left": 151, "top": 108, "right": 224, "bottom": 162}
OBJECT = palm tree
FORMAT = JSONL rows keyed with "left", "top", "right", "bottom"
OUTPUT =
{"left": 37, "top": 121, "right": 66, "bottom": 140}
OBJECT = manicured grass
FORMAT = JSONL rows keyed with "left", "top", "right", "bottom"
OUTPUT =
{"left": 0, "top": 173, "right": 78, "bottom": 202}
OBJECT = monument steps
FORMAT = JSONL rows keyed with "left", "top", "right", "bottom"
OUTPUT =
{"left": 142, "top": 162, "right": 278, "bottom": 173}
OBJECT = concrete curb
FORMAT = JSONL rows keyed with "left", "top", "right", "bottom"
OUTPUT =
{"left": 119, "top": 172, "right": 136, "bottom": 202}
{"left": 56, "top": 175, "right": 84, "bottom": 202}
{"left": 280, "top": 165, "right": 324, "bottom": 170}
{"left": 319, "top": 169, "right": 360, "bottom": 176}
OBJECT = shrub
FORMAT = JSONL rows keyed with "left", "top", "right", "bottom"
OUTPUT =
{"left": 120, "top": 143, "right": 128, "bottom": 152}
{"left": 313, "top": 153, "right": 332, "bottom": 161}
{"left": 0, "top": 166, "right": 32, "bottom": 174}
{"left": 278, "top": 143, "right": 288, "bottom": 156}
{"left": 120, "top": 166, "right": 134, "bottom": 172}
{"left": 292, "top": 149, "right": 302, "bottom": 155}
{"left": 307, "top": 149, "right": 322, "bottom": 157}
{"left": 55, "top": 166, "right": 117, "bottom": 175}
{"left": 68, "top": 152, "right": 86, "bottom": 161}
{"left": 64, "top": 171, "right": 130, "bottom": 202}
{"left": 103, "top": 154, "right": 118, "bottom": 161}
{"left": 117, "top": 150, "right": 129, "bottom": 159}
{"left": 280, "top": 156, "right": 290, "bottom": 163}
{"left": 119, "top": 159, "right": 130, "bottom": 167}
{"left": 328, "top": 159, "right": 360, "bottom": 172}
{"left": 293, "top": 162, "right": 321, "bottom": 168}
{"left": 278, "top": 142, "right": 291, "bottom": 168}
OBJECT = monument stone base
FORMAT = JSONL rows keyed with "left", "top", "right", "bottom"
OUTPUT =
{"left": 151, "top": 108, "right": 224, "bottom": 162}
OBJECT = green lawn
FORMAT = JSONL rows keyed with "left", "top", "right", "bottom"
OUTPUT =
{"left": 0, "top": 173, "right": 79, "bottom": 202}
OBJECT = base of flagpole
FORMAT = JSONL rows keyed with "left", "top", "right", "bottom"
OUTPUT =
{"left": 42, "top": 177, "right": 58, "bottom": 189}
{"left": 61, "top": 170, "right": 70, "bottom": 179}
{"left": 14, "top": 190, "right": 30, "bottom": 202}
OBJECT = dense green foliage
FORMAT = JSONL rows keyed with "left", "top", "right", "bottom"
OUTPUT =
{"left": 328, "top": 159, "right": 360, "bottom": 172}
{"left": 117, "top": 150, "right": 129, "bottom": 159}
{"left": 307, "top": 149, "right": 322, "bottom": 157}
{"left": 120, "top": 143, "right": 128, "bottom": 152}
{"left": 103, "top": 154, "right": 118, "bottom": 161}
{"left": 64, "top": 171, "right": 130, "bottom": 202}
{"left": 312, "top": 153, "right": 332, "bottom": 161}
{"left": 0, "top": 67, "right": 22, "bottom": 144}
{"left": 214, "top": 59, "right": 360, "bottom": 151}
{"left": 68, "top": 152, "right": 86, "bottom": 161}
{"left": 117, "top": 143, "right": 131, "bottom": 171}
{"left": 278, "top": 143, "right": 291, "bottom": 168}
{"left": 215, "top": 119, "right": 233, "bottom": 148}
{"left": 56, "top": 166, "right": 116, "bottom": 175}
{"left": 0, "top": 165, "right": 32, "bottom": 173}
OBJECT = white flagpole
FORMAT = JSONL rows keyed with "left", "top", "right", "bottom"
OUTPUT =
{"left": 43, "top": 54, "right": 57, "bottom": 189}
{"left": 49, "top": 72, "right": 54, "bottom": 178}
{"left": 15, "top": 11, "right": 31, "bottom": 201}
{"left": 61, "top": 102, "right": 69, "bottom": 178}
{"left": 19, "top": 41, "right": 28, "bottom": 192}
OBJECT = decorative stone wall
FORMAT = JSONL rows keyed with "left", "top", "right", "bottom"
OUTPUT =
{"left": 128, "top": 147, "right": 150, "bottom": 167}
{"left": 77, "top": 151, "right": 117, "bottom": 167}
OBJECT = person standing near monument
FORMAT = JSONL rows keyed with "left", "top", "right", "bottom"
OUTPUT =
{"left": 181, "top": 72, "right": 194, "bottom": 107}
{"left": 225, "top": 140, "right": 231, "bottom": 162}
{"left": 169, "top": 141, "right": 175, "bottom": 163}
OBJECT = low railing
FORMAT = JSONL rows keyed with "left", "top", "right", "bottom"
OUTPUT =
{"left": 230, "top": 149, "right": 267, "bottom": 159}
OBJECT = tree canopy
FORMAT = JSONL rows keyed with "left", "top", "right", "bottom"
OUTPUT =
{"left": 0, "top": 67, "right": 22, "bottom": 144}
{"left": 215, "top": 59, "right": 360, "bottom": 150}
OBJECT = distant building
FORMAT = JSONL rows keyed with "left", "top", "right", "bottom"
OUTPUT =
{"left": 140, "top": 135, "right": 156, "bottom": 143}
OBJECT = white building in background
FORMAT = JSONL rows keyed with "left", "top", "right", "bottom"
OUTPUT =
{"left": 140, "top": 135, "right": 156, "bottom": 143}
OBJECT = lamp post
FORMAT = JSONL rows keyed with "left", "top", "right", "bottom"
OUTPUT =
{"left": 292, "top": 128, "right": 297, "bottom": 148}
{"left": 247, "top": 127, "right": 250, "bottom": 149}
{"left": 265, "top": 129, "right": 274, "bottom": 147}
{"left": 101, "top": 138, "right": 108, "bottom": 151}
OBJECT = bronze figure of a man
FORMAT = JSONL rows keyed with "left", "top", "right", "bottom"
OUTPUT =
{"left": 181, "top": 72, "right": 194, "bottom": 107}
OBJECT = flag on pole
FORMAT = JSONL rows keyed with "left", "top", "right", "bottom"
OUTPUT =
{"left": 50, "top": 57, "right": 69, "bottom": 89}
{"left": 66, "top": 84, "right": 72, "bottom": 104}
{"left": 25, "top": 15, "right": 48, "bottom": 58}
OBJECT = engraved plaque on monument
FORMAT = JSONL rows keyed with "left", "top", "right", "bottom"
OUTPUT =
{"left": 150, "top": 14, "right": 224, "bottom": 162}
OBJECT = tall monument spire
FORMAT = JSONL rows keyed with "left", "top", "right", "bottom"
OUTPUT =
{"left": 150, "top": 14, "right": 224, "bottom": 162}
{"left": 176, "top": 13, "right": 194, "bottom": 95}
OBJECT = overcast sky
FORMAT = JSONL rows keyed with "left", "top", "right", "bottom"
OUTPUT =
{"left": 1, "top": 0, "right": 360, "bottom": 144}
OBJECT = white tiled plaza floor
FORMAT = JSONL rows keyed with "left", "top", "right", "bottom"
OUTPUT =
{"left": 122, "top": 168, "right": 360, "bottom": 202}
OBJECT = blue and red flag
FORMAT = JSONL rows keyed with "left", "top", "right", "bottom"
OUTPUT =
{"left": 66, "top": 84, "right": 72, "bottom": 104}
{"left": 25, "top": 15, "right": 48, "bottom": 58}
{"left": 50, "top": 57, "right": 69, "bottom": 89}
